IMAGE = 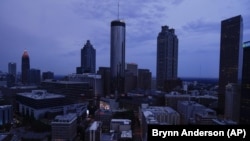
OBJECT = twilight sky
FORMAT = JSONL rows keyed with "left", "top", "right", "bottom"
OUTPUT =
{"left": 0, "top": 0, "right": 250, "bottom": 78}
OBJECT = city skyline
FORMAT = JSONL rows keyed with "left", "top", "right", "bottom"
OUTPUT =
{"left": 1, "top": 0, "right": 250, "bottom": 78}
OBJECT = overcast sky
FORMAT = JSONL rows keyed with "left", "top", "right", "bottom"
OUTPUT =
{"left": 0, "top": 0, "right": 249, "bottom": 78}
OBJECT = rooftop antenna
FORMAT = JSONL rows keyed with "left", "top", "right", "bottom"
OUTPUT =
{"left": 117, "top": 0, "right": 120, "bottom": 19}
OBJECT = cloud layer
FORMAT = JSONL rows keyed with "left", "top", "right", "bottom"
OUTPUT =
{"left": 0, "top": 0, "right": 249, "bottom": 78}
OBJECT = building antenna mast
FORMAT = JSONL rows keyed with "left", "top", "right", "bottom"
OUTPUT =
{"left": 117, "top": 0, "right": 120, "bottom": 19}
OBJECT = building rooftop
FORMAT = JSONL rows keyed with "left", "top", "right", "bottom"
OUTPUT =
{"left": 42, "top": 80, "right": 87, "bottom": 84}
{"left": 111, "top": 119, "right": 131, "bottom": 125}
{"left": 121, "top": 130, "right": 132, "bottom": 138}
{"left": 17, "top": 90, "right": 64, "bottom": 100}
{"left": 0, "top": 105, "right": 12, "bottom": 109}
{"left": 52, "top": 113, "right": 77, "bottom": 124}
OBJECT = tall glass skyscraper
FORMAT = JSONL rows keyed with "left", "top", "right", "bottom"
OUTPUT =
{"left": 240, "top": 41, "right": 250, "bottom": 124}
{"left": 80, "top": 40, "right": 96, "bottom": 73}
{"left": 21, "top": 50, "right": 30, "bottom": 84}
{"left": 156, "top": 25, "right": 178, "bottom": 91}
{"left": 218, "top": 15, "right": 243, "bottom": 115}
{"left": 110, "top": 20, "right": 126, "bottom": 97}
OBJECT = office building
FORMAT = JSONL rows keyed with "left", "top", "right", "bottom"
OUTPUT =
{"left": 42, "top": 71, "right": 54, "bottom": 80}
{"left": 29, "top": 68, "right": 41, "bottom": 85}
{"left": 67, "top": 73, "right": 103, "bottom": 98}
{"left": 137, "top": 69, "right": 152, "bottom": 91}
{"left": 156, "top": 25, "right": 178, "bottom": 92}
{"left": 16, "top": 90, "right": 75, "bottom": 119}
{"left": 77, "top": 40, "right": 96, "bottom": 74}
{"left": 8, "top": 62, "right": 16, "bottom": 83}
{"left": 51, "top": 113, "right": 77, "bottom": 141}
{"left": 21, "top": 50, "right": 30, "bottom": 84}
{"left": 41, "top": 80, "right": 91, "bottom": 101}
{"left": 85, "top": 121, "right": 102, "bottom": 141}
{"left": 97, "top": 67, "right": 111, "bottom": 97}
{"left": 110, "top": 20, "right": 126, "bottom": 98}
{"left": 218, "top": 15, "right": 243, "bottom": 115}
{"left": 0, "top": 105, "right": 13, "bottom": 126}
{"left": 140, "top": 104, "right": 180, "bottom": 141}
{"left": 225, "top": 83, "right": 240, "bottom": 123}
{"left": 240, "top": 41, "right": 250, "bottom": 124}
{"left": 125, "top": 63, "right": 138, "bottom": 93}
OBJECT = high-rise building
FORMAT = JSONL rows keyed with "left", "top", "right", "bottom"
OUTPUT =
{"left": 125, "top": 63, "right": 138, "bottom": 93}
{"left": 77, "top": 40, "right": 96, "bottom": 74}
{"left": 29, "top": 68, "right": 41, "bottom": 85}
{"left": 137, "top": 69, "right": 152, "bottom": 91}
{"left": 156, "top": 25, "right": 178, "bottom": 92}
{"left": 8, "top": 62, "right": 16, "bottom": 77}
{"left": 240, "top": 41, "right": 250, "bottom": 124}
{"left": 42, "top": 71, "right": 54, "bottom": 80}
{"left": 218, "top": 15, "right": 243, "bottom": 115}
{"left": 97, "top": 67, "right": 111, "bottom": 97}
{"left": 110, "top": 20, "right": 126, "bottom": 97}
{"left": 8, "top": 62, "right": 17, "bottom": 85}
{"left": 21, "top": 50, "right": 30, "bottom": 84}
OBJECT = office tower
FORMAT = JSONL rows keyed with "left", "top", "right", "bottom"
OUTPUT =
{"left": 42, "top": 71, "right": 54, "bottom": 80}
{"left": 125, "top": 63, "right": 138, "bottom": 93}
{"left": 0, "top": 105, "right": 13, "bottom": 126}
{"left": 21, "top": 50, "right": 30, "bottom": 84}
{"left": 110, "top": 20, "right": 126, "bottom": 97}
{"left": 8, "top": 62, "right": 16, "bottom": 77}
{"left": 218, "top": 15, "right": 243, "bottom": 115}
{"left": 156, "top": 25, "right": 178, "bottom": 92}
{"left": 240, "top": 41, "right": 250, "bottom": 124}
{"left": 51, "top": 113, "right": 77, "bottom": 141}
{"left": 125, "top": 63, "right": 138, "bottom": 76}
{"left": 29, "top": 68, "right": 41, "bottom": 85}
{"left": 137, "top": 69, "right": 152, "bottom": 91}
{"left": 79, "top": 40, "right": 96, "bottom": 74}
{"left": 97, "top": 67, "right": 111, "bottom": 97}
{"left": 8, "top": 62, "right": 17, "bottom": 85}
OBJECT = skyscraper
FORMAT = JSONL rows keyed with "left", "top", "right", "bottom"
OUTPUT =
{"left": 218, "top": 15, "right": 243, "bottom": 115}
{"left": 8, "top": 62, "right": 16, "bottom": 76}
{"left": 80, "top": 40, "right": 96, "bottom": 73}
{"left": 156, "top": 25, "right": 178, "bottom": 92}
{"left": 110, "top": 20, "right": 126, "bottom": 97}
{"left": 8, "top": 62, "right": 16, "bottom": 82}
{"left": 240, "top": 41, "right": 250, "bottom": 124}
{"left": 21, "top": 50, "right": 30, "bottom": 84}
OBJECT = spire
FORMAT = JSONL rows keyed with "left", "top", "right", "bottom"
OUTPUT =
{"left": 22, "top": 50, "right": 29, "bottom": 58}
{"left": 117, "top": 0, "right": 120, "bottom": 20}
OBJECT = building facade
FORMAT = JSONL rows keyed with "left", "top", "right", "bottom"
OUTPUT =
{"left": 78, "top": 40, "right": 96, "bottom": 74}
{"left": 29, "top": 68, "right": 41, "bottom": 85}
{"left": 21, "top": 50, "right": 30, "bottom": 84}
{"left": 225, "top": 83, "right": 240, "bottom": 123}
{"left": 110, "top": 20, "right": 126, "bottom": 98}
{"left": 240, "top": 41, "right": 250, "bottom": 124}
{"left": 156, "top": 25, "right": 178, "bottom": 92}
{"left": 42, "top": 71, "right": 54, "bottom": 80}
{"left": 8, "top": 62, "right": 16, "bottom": 83}
{"left": 51, "top": 113, "right": 77, "bottom": 141}
{"left": 0, "top": 105, "right": 13, "bottom": 126}
{"left": 218, "top": 15, "right": 243, "bottom": 115}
